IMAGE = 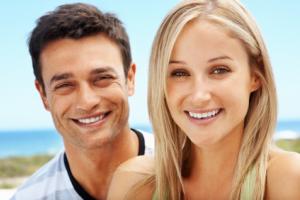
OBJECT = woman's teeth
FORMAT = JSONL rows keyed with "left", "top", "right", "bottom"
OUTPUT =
{"left": 188, "top": 109, "right": 220, "bottom": 119}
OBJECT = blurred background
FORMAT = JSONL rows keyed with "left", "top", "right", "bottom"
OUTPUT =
{"left": 0, "top": 0, "right": 299, "bottom": 197}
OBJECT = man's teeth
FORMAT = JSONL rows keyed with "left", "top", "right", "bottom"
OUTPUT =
{"left": 78, "top": 115, "right": 103, "bottom": 124}
{"left": 188, "top": 109, "right": 219, "bottom": 119}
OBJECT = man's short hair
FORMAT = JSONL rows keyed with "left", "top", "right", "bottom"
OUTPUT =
{"left": 29, "top": 3, "right": 132, "bottom": 91}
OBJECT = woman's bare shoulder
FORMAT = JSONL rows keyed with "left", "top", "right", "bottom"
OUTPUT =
{"left": 117, "top": 155, "right": 155, "bottom": 174}
{"left": 266, "top": 148, "right": 300, "bottom": 199}
{"left": 107, "top": 156, "right": 155, "bottom": 200}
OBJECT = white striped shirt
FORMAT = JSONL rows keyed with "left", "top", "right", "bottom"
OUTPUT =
{"left": 10, "top": 130, "right": 154, "bottom": 200}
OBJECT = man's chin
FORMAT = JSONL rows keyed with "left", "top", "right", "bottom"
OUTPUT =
{"left": 77, "top": 134, "right": 117, "bottom": 150}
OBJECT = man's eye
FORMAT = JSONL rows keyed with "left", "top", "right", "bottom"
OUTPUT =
{"left": 95, "top": 75, "right": 114, "bottom": 81}
{"left": 211, "top": 67, "right": 230, "bottom": 75}
{"left": 94, "top": 75, "right": 115, "bottom": 87}
{"left": 54, "top": 83, "right": 73, "bottom": 90}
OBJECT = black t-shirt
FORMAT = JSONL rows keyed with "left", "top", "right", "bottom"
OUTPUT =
{"left": 64, "top": 128, "right": 146, "bottom": 200}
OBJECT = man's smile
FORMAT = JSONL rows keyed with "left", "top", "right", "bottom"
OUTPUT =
{"left": 71, "top": 111, "right": 112, "bottom": 126}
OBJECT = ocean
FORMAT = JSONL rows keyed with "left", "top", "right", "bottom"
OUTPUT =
{"left": 0, "top": 122, "right": 299, "bottom": 158}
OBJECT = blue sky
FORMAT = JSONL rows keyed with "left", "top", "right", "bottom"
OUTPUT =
{"left": 0, "top": 1, "right": 299, "bottom": 130}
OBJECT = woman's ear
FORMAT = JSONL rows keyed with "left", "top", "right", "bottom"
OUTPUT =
{"left": 250, "top": 70, "right": 261, "bottom": 92}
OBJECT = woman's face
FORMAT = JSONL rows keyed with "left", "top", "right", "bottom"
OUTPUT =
{"left": 166, "top": 19, "right": 259, "bottom": 147}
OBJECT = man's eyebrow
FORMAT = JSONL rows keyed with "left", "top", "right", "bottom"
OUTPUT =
{"left": 90, "top": 66, "right": 118, "bottom": 75}
{"left": 49, "top": 67, "right": 119, "bottom": 85}
{"left": 208, "top": 55, "right": 232, "bottom": 63}
{"left": 50, "top": 73, "right": 73, "bottom": 85}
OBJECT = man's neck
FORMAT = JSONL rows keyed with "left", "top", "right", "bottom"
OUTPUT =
{"left": 64, "top": 127, "right": 139, "bottom": 200}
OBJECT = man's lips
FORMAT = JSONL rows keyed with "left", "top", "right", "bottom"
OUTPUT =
{"left": 71, "top": 111, "right": 111, "bottom": 125}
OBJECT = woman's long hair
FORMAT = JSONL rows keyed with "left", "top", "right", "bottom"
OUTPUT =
{"left": 148, "top": 0, "right": 277, "bottom": 199}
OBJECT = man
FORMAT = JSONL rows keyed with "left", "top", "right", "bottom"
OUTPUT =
{"left": 11, "top": 3, "right": 153, "bottom": 200}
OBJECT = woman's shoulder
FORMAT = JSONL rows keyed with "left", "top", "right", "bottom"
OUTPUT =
{"left": 107, "top": 156, "right": 155, "bottom": 200}
{"left": 116, "top": 155, "right": 155, "bottom": 174}
{"left": 266, "top": 148, "right": 300, "bottom": 199}
{"left": 268, "top": 147, "right": 300, "bottom": 175}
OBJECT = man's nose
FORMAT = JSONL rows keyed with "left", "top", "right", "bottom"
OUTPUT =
{"left": 75, "top": 84, "right": 99, "bottom": 112}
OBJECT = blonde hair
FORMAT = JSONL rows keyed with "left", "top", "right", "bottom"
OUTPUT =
{"left": 148, "top": 0, "right": 277, "bottom": 199}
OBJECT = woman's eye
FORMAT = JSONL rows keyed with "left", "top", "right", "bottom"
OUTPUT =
{"left": 170, "top": 70, "right": 189, "bottom": 77}
{"left": 211, "top": 67, "right": 230, "bottom": 75}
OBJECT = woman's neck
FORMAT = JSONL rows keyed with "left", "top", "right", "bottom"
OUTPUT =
{"left": 183, "top": 126, "right": 243, "bottom": 199}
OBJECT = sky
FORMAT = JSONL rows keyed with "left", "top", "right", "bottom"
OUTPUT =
{"left": 0, "top": 1, "right": 299, "bottom": 130}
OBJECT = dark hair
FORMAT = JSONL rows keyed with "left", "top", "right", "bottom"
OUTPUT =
{"left": 29, "top": 3, "right": 132, "bottom": 90}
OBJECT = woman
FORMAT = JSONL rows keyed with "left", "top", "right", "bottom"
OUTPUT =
{"left": 108, "top": 0, "right": 300, "bottom": 199}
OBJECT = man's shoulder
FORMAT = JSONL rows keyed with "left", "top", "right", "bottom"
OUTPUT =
{"left": 11, "top": 151, "right": 79, "bottom": 200}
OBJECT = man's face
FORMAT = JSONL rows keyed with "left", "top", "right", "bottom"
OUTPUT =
{"left": 35, "top": 34, "right": 135, "bottom": 150}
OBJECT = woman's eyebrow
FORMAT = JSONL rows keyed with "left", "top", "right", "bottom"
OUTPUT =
{"left": 169, "top": 60, "right": 186, "bottom": 65}
{"left": 207, "top": 55, "right": 232, "bottom": 63}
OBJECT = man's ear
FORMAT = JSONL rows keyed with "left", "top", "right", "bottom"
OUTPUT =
{"left": 35, "top": 80, "right": 50, "bottom": 111}
{"left": 126, "top": 63, "right": 136, "bottom": 96}
{"left": 250, "top": 71, "right": 261, "bottom": 92}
